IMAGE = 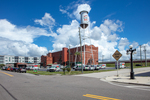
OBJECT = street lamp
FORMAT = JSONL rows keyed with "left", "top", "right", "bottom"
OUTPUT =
{"left": 126, "top": 45, "right": 136, "bottom": 79}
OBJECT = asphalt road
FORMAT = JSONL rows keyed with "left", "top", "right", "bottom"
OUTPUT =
{"left": 135, "top": 71, "right": 150, "bottom": 77}
{"left": 0, "top": 70, "right": 150, "bottom": 100}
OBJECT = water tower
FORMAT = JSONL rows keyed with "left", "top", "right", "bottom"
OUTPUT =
{"left": 79, "top": 10, "right": 89, "bottom": 29}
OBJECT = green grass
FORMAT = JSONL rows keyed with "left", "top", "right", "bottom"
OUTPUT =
{"left": 106, "top": 62, "right": 150, "bottom": 68}
{"left": 27, "top": 69, "right": 115, "bottom": 76}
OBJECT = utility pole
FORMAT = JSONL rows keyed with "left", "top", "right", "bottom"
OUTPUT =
{"left": 69, "top": 45, "right": 70, "bottom": 69}
{"left": 79, "top": 27, "right": 83, "bottom": 73}
{"left": 143, "top": 46, "right": 147, "bottom": 66}
{"left": 139, "top": 45, "right": 142, "bottom": 66}
{"left": 102, "top": 55, "right": 104, "bottom": 63}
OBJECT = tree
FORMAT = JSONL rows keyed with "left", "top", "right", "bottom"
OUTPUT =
{"left": 0, "top": 64, "right": 5, "bottom": 69}
{"left": 74, "top": 52, "right": 81, "bottom": 63}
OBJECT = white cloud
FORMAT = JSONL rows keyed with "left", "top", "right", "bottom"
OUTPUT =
{"left": 0, "top": 37, "right": 48, "bottom": 57}
{"left": 52, "top": 20, "right": 79, "bottom": 51}
{"left": 73, "top": 4, "right": 91, "bottom": 20}
{"left": 34, "top": 13, "right": 55, "bottom": 27}
{"left": 118, "top": 38, "right": 129, "bottom": 51}
{"left": 107, "top": 34, "right": 118, "bottom": 42}
{"left": 60, "top": 3, "right": 91, "bottom": 20}
{"left": 0, "top": 19, "right": 52, "bottom": 43}
{"left": 0, "top": 19, "right": 51, "bottom": 56}
{"left": 90, "top": 26, "right": 102, "bottom": 40}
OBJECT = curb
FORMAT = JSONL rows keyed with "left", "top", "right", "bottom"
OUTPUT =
{"left": 110, "top": 80, "right": 150, "bottom": 86}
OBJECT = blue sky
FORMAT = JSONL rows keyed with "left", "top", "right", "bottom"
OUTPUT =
{"left": 0, "top": 0, "right": 150, "bottom": 61}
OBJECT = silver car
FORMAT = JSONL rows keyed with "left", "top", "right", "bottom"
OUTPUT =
{"left": 90, "top": 65, "right": 95, "bottom": 71}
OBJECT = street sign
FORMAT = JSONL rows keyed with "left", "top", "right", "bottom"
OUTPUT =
{"left": 112, "top": 50, "right": 122, "bottom": 61}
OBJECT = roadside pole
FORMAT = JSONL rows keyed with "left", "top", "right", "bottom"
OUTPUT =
{"left": 112, "top": 50, "right": 122, "bottom": 77}
{"left": 79, "top": 27, "right": 83, "bottom": 73}
{"left": 117, "top": 61, "right": 118, "bottom": 77}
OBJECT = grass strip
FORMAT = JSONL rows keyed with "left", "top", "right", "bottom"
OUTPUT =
{"left": 27, "top": 69, "right": 115, "bottom": 76}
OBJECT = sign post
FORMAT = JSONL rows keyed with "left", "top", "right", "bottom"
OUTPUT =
{"left": 112, "top": 50, "right": 122, "bottom": 77}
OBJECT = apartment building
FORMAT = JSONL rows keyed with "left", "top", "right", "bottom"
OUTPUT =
{"left": 0, "top": 55, "right": 41, "bottom": 65}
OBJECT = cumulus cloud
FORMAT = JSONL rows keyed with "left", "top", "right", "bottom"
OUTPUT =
{"left": 73, "top": 4, "right": 91, "bottom": 20}
{"left": 34, "top": 13, "right": 55, "bottom": 27}
{"left": 118, "top": 38, "right": 129, "bottom": 51}
{"left": 0, "top": 19, "right": 51, "bottom": 56}
{"left": 60, "top": 2, "right": 91, "bottom": 20}
{"left": 0, "top": 19, "right": 52, "bottom": 43}
{"left": 0, "top": 37, "right": 48, "bottom": 57}
{"left": 52, "top": 20, "right": 79, "bottom": 51}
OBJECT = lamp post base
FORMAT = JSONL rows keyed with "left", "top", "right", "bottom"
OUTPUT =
{"left": 130, "top": 72, "right": 135, "bottom": 79}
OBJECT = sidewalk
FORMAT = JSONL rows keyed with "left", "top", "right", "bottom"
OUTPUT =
{"left": 105, "top": 70, "right": 150, "bottom": 86}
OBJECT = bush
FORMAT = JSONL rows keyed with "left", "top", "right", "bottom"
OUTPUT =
{"left": 66, "top": 68, "right": 71, "bottom": 72}
{"left": 62, "top": 68, "right": 66, "bottom": 72}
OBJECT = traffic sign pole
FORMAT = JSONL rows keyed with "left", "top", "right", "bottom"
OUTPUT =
{"left": 112, "top": 50, "right": 122, "bottom": 77}
{"left": 117, "top": 61, "right": 118, "bottom": 77}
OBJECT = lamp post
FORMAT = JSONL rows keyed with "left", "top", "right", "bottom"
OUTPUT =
{"left": 126, "top": 45, "right": 136, "bottom": 79}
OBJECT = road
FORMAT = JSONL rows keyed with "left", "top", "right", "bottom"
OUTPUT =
{"left": 0, "top": 69, "right": 150, "bottom": 100}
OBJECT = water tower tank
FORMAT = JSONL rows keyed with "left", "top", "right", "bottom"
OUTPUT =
{"left": 80, "top": 10, "right": 89, "bottom": 29}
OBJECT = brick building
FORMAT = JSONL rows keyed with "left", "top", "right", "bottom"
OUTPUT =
{"left": 41, "top": 45, "right": 98, "bottom": 67}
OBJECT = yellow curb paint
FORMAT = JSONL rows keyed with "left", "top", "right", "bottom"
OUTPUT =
{"left": 83, "top": 94, "right": 120, "bottom": 100}
{"left": 0, "top": 71, "right": 14, "bottom": 77}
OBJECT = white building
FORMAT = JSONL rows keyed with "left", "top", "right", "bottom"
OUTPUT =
{"left": 0, "top": 55, "right": 41, "bottom": 65}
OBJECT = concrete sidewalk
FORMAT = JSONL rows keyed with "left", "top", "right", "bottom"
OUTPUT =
{"left": 105, "top": 70, "right": 150, "bottom": 86}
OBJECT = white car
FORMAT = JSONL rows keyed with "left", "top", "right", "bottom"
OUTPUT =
{"left": 83, "top": 65, "right": 90, "bottom": 71}
{"left": 46, "top": 66, "right": 51, "bottom": 71}
{"left": 49, "top": 66, "right": 60, "bottom": 72}
{"left": 90, "top": 65, "right": 95, "bottom": 71}
{"left": 33, "top": 67, "right": 40, "bottom": 70}
{"left": 100, "top": 64, "right": 106, "bottom": 69}
{"left": 95, "top": 65, "right": 100, "bottom": 70}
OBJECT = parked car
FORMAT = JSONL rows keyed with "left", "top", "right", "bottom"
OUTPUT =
{"left": 14, "top": 67, "right": 19, "bottom": 72}
{"left": 95, "top": 65, "right": 100, "bottom": 70}
{"left": 135, "top": 64, "right": 141, "bottom": 66}
{"left": 26, "top": 66, "right": 34, "bottom": 70}
{"left": 33, "top": 67, "right": 40, "bottom": 70}
{"left": 17, "top": 67, "right": 26, "bottom": 73}
{"left": 60, "top": 65, "right": 64, "bottom": 69}
{"left": 48, "top": 65, "right": 60, "bottom": 72}
{"left": 6, "top": 67, "right": 11, "bottom": 71}
{"left": 10, "top": 67, "right": 16, "bottom": 72}
{"left": 90, "top": 65, "right": 95, "bottom": 71}
{"left": 83, "top": 65, "right": 90, "bottom": 71}
{"left": 99, "top": 64, "right": 106, "bottom": 69}
{"left": 75, "top": 65, "right": 85, "bottom": 71}
{"left": 2, "top": 66, "right": 7, "bottom": 70}
{"left": 73, "top": 65, "right": 77, "bottom": 69}
{"left": 46, "top": 66, "right": 51, "bottom": 71}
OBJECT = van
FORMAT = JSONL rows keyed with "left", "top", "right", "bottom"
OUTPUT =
{"left": 99, "top": 64, "right": 106, "bottom": 69}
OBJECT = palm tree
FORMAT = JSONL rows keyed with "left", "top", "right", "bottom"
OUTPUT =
{"left": 74, "top": 52, "right": 80, "bottom": 63}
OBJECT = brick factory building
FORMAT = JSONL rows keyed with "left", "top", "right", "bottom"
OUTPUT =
{"left": 41, "top": 45, "right": 98, "bottom": 67}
